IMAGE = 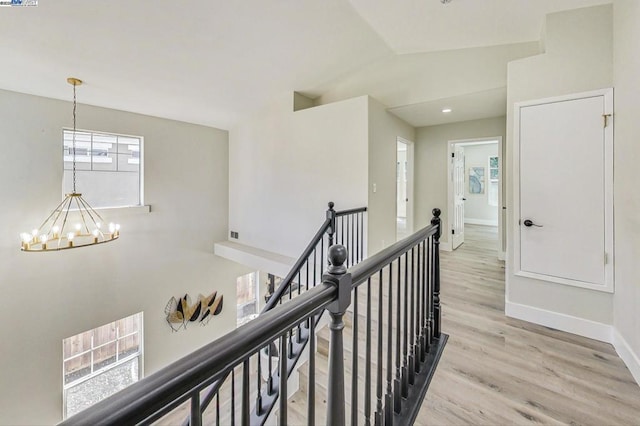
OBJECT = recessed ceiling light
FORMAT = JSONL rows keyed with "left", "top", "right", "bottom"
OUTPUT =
{"left": 442, "top": 108, "right": 452, "bottom": 113}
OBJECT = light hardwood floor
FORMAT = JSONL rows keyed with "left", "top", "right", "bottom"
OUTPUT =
{"left": 416, "top": 225, "right": 640, "bottom": 425}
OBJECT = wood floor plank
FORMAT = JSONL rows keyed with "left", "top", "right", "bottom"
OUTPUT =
{"left": 415, "top": 225, "right": 640, "bottom": 425}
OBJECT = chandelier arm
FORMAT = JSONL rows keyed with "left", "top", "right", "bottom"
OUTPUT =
{"left": 74, "top": 196, "right": 91, "bottom": 235}
{"left": 36, "top": 196, "right": 72, "bottom": 232}
{"left": 58, "top": 195, "right": 74, "bottom": 237}
{"left": 76, "top": 196, "right": 106, "bottom": 237}
{"left": 46, "top": 195, "right": 72, "bottom": 236}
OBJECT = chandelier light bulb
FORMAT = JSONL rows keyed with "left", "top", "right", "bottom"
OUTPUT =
{"left": 109, "top": 222, "right": 116, "bottom": 233}
{"left": 21, "top": 233, "right": 31, "bottom": 244}
{"left": 31, "top": 229, "right": 38, "bottom": 237}
{"left": 40, "top": 234, "right": 48, "bottom": 244}
{"left": 75, "top": 223, "right": 82, "bottom": 232}
{"left": 67, "top": 232, "right": 75, "bottom": 241}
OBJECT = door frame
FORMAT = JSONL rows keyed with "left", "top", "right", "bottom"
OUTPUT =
{"left": 512, "top": 88, "right": 614, "bottom": 293}
{"left": 447, "top": 136, "right": 504, "bottom": 257}
{"left": 396, "top": 137, "right": 414, "bottom": 239}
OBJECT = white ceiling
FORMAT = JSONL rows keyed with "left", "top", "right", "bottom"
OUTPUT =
{"left": 0, "top": 0, "right": 612, "bottom": 129}
{"left": 349, "top": 0, "right": 612, "bottom": 54}
{"left": 388, "top": 87, "right": 507, "bottom": 127}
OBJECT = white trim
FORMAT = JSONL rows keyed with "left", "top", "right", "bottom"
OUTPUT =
{"left": 464, "top": 218, "right": 498, "bottom": 226}
{"left": 505, "top": 300, "right": 613, "bottom": 343}
{"left": 396, "top": 137, "right": 415, "bottom": 238}
{"left": 613, "top": 329, "right": 640, "bottom": 386}
{"left": 512, "top": 88, "right": 614, "bottom": 293}
{"left": 440, "top": 239, "right": 452, "bottom": 252}
{"left": 498, "top": 251, "right": 505, "bottom": 261}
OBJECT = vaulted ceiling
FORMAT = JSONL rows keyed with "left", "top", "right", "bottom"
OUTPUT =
{"left": 0, "top": 0, "right": 611, "bottom": 129}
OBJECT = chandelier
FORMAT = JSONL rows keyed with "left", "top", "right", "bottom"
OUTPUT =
{"left": 20, "top": 78, "right": 120, "bottom": 252}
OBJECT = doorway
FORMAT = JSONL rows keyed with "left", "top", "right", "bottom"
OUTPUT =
{"left": 447, "top": 137, "right": 503, "bottom": 258}
{"left": 396, "top": 137, "right": 414, "bottom": 240}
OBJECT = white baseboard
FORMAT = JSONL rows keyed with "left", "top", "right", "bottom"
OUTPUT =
{"left": 440, "top": 239, "right": 452, "bottom": 252}
{"left": 505, "top": 301, "right": 613, "bottom": 343}
{"left": 464, "top": 218, "right": 498, "bottom": 226}
{"left": 613, "top": 329, "right": 640, "bottom": 386}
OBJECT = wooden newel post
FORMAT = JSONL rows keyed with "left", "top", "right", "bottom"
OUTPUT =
{"left": 326, "top": 201, "right": 336, "bottom": 247}
{"left": 430, "top": 208, "right": 442, "bottom": 338}
{"left": 324, "top": 244, "right": 351, "bottom": 426}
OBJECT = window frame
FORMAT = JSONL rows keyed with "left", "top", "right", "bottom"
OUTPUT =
{"left": 62, "top": 312, "right": 144, "bottom": 419}
{"left": 62, "top": 128, "right": 145, "bottom": 208}
{"left": 488, "top": 155, "right": 499, "bottom": 207}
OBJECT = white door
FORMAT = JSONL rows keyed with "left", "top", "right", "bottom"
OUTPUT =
{"left": 452, "top": 145, "right": 465, "bottom": 249}
{"left": 518, "top": 91, "right": 613, "bottom": 291}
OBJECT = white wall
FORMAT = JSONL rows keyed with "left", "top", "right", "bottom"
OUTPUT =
{"left": 612, "top": 0, "right": 640, "bottom": 383}
{"left": 368, "top": 97, "right": 415, "bottom": 251}
{"left": 463, "top": 143, "right": 499, "bottom": 226}
{"left": 506, "top": 5, "right": 614, "bottom": 326}
{"left": 229, "top": 94, "right": 369, "bottom": 259}
{"left": 414, "top": 117, "right": 506, "bottom": 248}
{"left": 0, "top": 89, "right": 250, "bottom": 424}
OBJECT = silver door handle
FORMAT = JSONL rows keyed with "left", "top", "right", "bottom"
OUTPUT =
{"left": 523, "top": 219, "right": 543, "bottom": 227}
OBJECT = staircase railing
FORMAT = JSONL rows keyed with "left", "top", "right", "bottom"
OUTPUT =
{"left": 59, "top": 208, "right": 445, "bottom": 426}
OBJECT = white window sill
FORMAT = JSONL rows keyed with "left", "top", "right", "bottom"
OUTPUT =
{"left": 93, "top": 204, "right": 151, "bottom": 216}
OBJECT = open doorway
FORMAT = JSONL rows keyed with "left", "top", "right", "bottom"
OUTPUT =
{"left": 396, "top": 137, "right": 414, "bottom": 240}
{"left": 447, "top": 137, "right": 503, "bottom": 258}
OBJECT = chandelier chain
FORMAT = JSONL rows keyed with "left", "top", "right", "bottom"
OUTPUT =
{"left": 72, "top": 82, "right": 77, "bottom": 193}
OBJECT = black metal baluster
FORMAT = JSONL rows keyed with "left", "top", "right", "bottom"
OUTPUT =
{"left": 360, "top": 212, "right": 364, "bottom": 262}
{"left": 242, "top": 358, "right": 249, "bottom": 426}
{"left": 421, "top": 240, "right": 428, "bottom": 360}
{"left": 216, "top": 392, "right": 220, "bottom": 426}
{"left": 355, "top": 213, "right": 359, "bottom": 264}
{"left": 385, "top": 262, "right": 393, "bottom": 425}
{"left": 256, "top": 347, "right": 262, "bottom": 415}
{"left": 415, "top": 243, "right": 422, "bottom": 371}
{"left": 408, "top": 248, "right": 415, "bottom": 385}
{"left": 306, "top": 257, "right": 309, "bottom": 292}
{"left": 341, "top": 215, "right": 345, "bottom": 247}
{"left": 394, "top": 256, "right": 402, "bottom": 413}
{"left": 402, "top": 252, "right": 409, "bottom": 397}
{"left": 231, "top": 369, "right": 235, "bottom": 426}
{"left": 351, "top": 286, "right": 359, "bottom": 426}
{"left": 190, "top": 390, "right": 202, "bottom": 426}
{"left": 268, "top": 341, "right": 274, "bottom": 394}
{"left": 350, "top": 214, "right": 355, "bottom": 267}
{"left": 320, "top": 237, "right": 324, "bottom": 277}
{"left": 375, "top": 269, "right": 383, "bottom": 425}
{"left": 426, "top": 237, "right": 432, "bottom": 350}
{"left": 365, "top": 277, "right": 372, "bottom": 426}
{"left": 313, "top": 247, "right": 317, "bottom": 288}
{"left": 279, "top": 333, "right": 288, "bottom": 425}
{"left": 308, "top": 315, "right": 316, "bottom": 426}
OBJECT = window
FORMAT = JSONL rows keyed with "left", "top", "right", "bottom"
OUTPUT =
{"left": 237, "top": 271, "right": 259, "bottom": 326}
{"left": 488, "top": 156, "right": 499, "bottom": 207}
{"left": 63, "top": 130, "right": 143, "bottom": 208}
{"left": 62, "top": 312, "right": 143, "bottom": 419}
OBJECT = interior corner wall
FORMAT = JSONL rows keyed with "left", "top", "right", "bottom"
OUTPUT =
{"left": 414, "top": 116, "right": 506, "bottom": 249}
{"left": 0, "top": 89, "right": 250, "bottom": 425}
{"left": 506, "top": 4, "right": 614, "bottom": 325}
{"left": 612, "top": 0, "right": 640, "bottom": 383}
{"left": 367, "top": 97, "right": 415, "bottom": 253}
{"left": 228, "top": 95, "right": 369, "bottom": 259}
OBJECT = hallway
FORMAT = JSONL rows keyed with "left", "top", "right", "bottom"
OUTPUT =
{"left": 417, "top": 225, "right": 640, "bottom": 425}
